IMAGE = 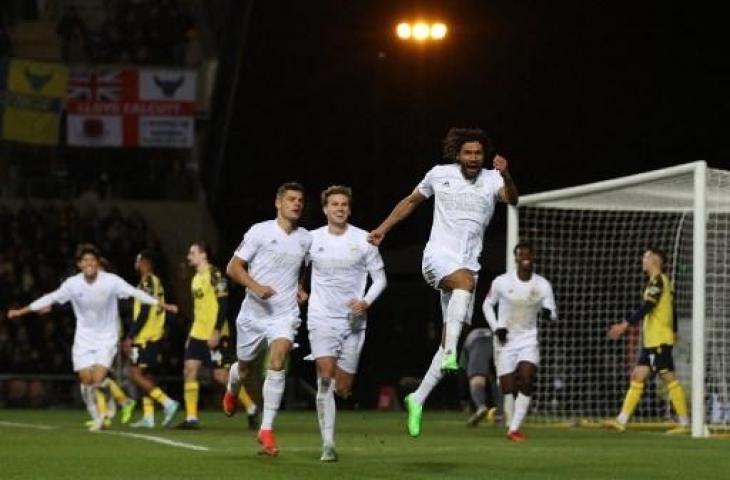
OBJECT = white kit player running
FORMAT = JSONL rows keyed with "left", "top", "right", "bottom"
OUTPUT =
{"left": 7, "top": 244, "right": 176, "bottom": 431}
{"left": 306, "top": 185, "right": 387, "bottom": 462}
{"left": 368, "top": 127, "right": 518, "bottom": 437}
{"left": 223, "top": 182, "right": 312, "bottom": 457}
{"left": 483, "top": 241, "right": 557, "bottom": 442}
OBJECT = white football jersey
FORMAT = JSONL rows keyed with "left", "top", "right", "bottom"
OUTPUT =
{"left": 484, "top": 271, "right": 557, "bottom": 346}
{"left": 416, "top": 164, "right": 504, "bottom": 271}
{"left": 307, "top": 225, "right": 384, "bottom": 325}
{"left": 234, "top": 220, "right": 311, "bottom": 320}
{"left": 30, "top": 271, "right": 158, "bottom": 348}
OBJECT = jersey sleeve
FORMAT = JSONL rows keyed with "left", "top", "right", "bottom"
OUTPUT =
{"left": 29, "top": 279, "right": 73, "bottom": 311}
{"left": 488, "top": 170, "right": 506, "bottom": 199}
{"left": 140, "top": 276, "right": 155, "bottom": 296}
{"left": 364, "top": 242, "right": 385, "bottom": 271}
{"left": 643, "top": 275, "right": 664, "bottom": 305}
{"left": 415, "top": 167, "right": 436, "bottom": 199}
{"left": 482, "top": 279, "right": 500, "bottom": 331}
{"left": 541, "top": 279, "right": 558, "bottom": 321}
{"left": 113, "top": 274, "right": 159, "bottom": 305}
{"left": 234, "top": 225, "right": 261, "bottom": 262}
{"left": 627, "top": 275, "right": 663, "bottom": 325}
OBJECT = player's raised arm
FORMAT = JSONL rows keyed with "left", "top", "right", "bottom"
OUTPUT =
{"left": 493, "top": 155, "right": 519, "bottom": 205}
{"left": 112, "top": 274, "right": 177, "bottom": 313}
{"left": 368, "top": 190, "right": 426, "bottom": 246}
{"left": 8, "top": 281, "right": 73, "bottom": 319}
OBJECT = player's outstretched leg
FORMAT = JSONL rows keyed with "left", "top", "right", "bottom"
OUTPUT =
{"left": 406, "top": 347, "right": 445, "bottom": 437}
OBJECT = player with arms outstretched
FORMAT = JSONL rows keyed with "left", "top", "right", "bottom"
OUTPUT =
{"left": 8, "top": 244, "right": 176, "bottom": 431}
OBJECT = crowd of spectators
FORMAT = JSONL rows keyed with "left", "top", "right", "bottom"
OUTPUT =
{"left": 0, "top": 0, "right": 203, "bottom": 67}
{"left": 57, "top": 0, "right": 200, "bottom": 66}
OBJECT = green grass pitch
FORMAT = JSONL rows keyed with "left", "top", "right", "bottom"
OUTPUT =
{"left": 1, "top": 409, "right": 727, "bottom": 479}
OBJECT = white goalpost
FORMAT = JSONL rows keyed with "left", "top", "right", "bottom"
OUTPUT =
{"left": 507, "top": 161, "right": 730, "bottom": 438}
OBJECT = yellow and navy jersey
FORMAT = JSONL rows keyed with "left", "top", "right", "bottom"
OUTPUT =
{"left": 131, "top": 273, "right": 166, "bottom": 344}
{"left": 640, "top": 273, "right": 674, "bottom": 348}
{"left": 190, "top": 265, "right": 228, "bottom": 341}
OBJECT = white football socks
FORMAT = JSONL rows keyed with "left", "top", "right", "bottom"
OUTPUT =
{"left": 413, "top": 347, "right": 445, "bottom": 406}
{"left": 260, "top": 369, "right": 285, "bottom": 430}
{"left": 227, "top": 362, "right": 241, "bottom": 394}
{"left": 443, "top": 289, "right": 471, "bottom": 356}
{"left": 316, "top": 377, "right": 336, "bottom": 447}
{"left": 503, "top": 393, "right": 515, "bottom": 427}
{"left": 509, "top": 392, "right": 531, "bottom": 433}
{"left": 80, "top": 384, "right": 100, "bottom": 420}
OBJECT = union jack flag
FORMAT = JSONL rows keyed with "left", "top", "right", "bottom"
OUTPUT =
{"left": 68, "top": 69, "right": 122, "bottom": 101}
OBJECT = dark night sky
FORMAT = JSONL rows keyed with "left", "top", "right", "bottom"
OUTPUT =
{"left": 211, "top": 1, "right": 729, "bottom": 249}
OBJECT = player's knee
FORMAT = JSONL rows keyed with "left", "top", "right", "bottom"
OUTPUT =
{"left": 499, "top": 379, "right": 515, "bottom": 394}
{"left": 268, "top": 358, "right": 286, "bottom": 371}
{"left": 470, "top": 376, "right": 487, "bottom": 388}
{"left": 237, "top": 363, "right": 250, "bottom": 380}
{"left": 212, "top": 369, "right": 227, "bottom": 386}
{"left": 335, "top": 386, "right": 351, "bottom": 399}
{"left": 183, "top": 365, "right": 197, "bottom": 380}
{"left": 517, "top": 382, "right": 534, "bottom": 396}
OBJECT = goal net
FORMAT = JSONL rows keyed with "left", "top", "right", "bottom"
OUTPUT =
{"left": 507, "top": 161, "right": 730, "bottom": 437}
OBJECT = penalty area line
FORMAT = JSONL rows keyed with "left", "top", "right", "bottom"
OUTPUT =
{"left": 100, "top": 430, "right": 211, "bottom": 451}
{"left": 0, "top": 420, "right": 57, "bottom": 430}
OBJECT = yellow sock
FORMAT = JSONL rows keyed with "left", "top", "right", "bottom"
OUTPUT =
{"left": 667, "top": 380, "right": 689, "bottom": 419}
{"left": 107, "top": 378, "right": 130, "bottom": 404}
{"left": 620, "top": 381, "right": 644, "bottom": 419}
{"left": 238, "top": 387, "right": 255, "bottom": 411}
{"left": 150, "top": 387, "right": 171, "bottom": 407}
{"left": 143, "top": 396, "right": 155, "bottom": 419}
{"left": 95, "top": 390, "right": 108, "bottom": 417}
{"left": 184, "top": 381, "right": 199, "bottom": 420}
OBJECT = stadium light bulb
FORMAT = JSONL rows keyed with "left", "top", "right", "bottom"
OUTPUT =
{"left": 412, "top": 22, "right": 430, "bottom": 41}
{"left": 396, "top": 22, "right": 412, "bottom": 39}
{"left": 430, "top": 23, "right": 448, "bottom": 40}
